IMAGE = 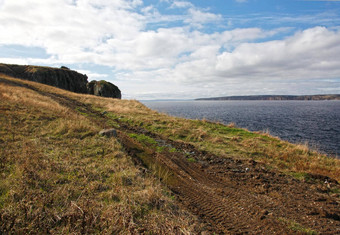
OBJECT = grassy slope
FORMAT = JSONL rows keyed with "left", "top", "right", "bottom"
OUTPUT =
{"left": 1, "top": 75, "right": 339, "bottom": 233}
{"left": 0, "top": 75, "right": 198, "bottom": 234}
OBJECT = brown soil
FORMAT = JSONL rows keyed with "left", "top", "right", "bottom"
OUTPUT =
{"left": 118, "top": 124, "right": 340, "bottom": 234}
{"left": 3, "top": 78, "right": 339, "bottom": 234}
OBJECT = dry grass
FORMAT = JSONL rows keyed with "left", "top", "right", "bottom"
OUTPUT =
{"left": 1, "top": 74, "right": 339, "bottom": 234}
{"left": 0, "top": 82, "right": 69, "bottom": 116}
{"left": 0, "top": 75, "right": 199, "bottom": 233}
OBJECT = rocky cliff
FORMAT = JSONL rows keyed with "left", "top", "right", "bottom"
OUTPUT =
{"left": 87, "top": 80, "right": 121, "bottom": 99}
{"left": 0, "top": 63, "right": 88, "bottom": 93}
{"left": 0, "top": 63, "right": 121, "bottom": 99}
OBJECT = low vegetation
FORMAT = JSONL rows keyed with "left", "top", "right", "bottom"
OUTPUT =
{"left": 0, "top": 75, "right": 198, "bottom": 233}
{"left": 1, "top": 74, "right": 339, "bottom": 233}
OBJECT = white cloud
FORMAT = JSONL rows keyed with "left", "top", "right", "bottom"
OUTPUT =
{"left": 116, "top": 26, "right": 340, "bottom": 99}
{"left": 77, "top": 70, "right": 108, "bottom": 80}
{"left": 171, "top": 1, "right": 193, "bottom": 8}
{"left": 0, "top": 0, "right": 144, "bottom": 54}
{"left": 215, "top": 27, "right": 340, "bottom": 80}
{"left": 0, "top": 0, "right": 339, "bottom": 99}
{"left": 0, "top": 0, "right": 256, "bottom": 71}
{"left": 185, "top": 8, "right": 222, "bottom": 27}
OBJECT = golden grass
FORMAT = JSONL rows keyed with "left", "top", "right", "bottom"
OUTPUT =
{"left": 0, "top": 82, "right": 69, "bottom": 115}
{"left": 0, "top": 75, "right": 199, "bottom": 233}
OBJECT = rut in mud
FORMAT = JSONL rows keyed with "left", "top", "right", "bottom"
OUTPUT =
{"left": 117, "top": 125, "right": 340, "bottom": 234}
{"left": 5, "top": 79, "right": 338, "bottom": 234}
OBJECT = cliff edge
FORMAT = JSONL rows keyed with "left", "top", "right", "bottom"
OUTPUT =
{"left": 0, "top": 63, "right": 121, "bottom": 99}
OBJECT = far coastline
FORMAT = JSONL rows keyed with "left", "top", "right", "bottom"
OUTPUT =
{"left": 196, "top": 94, "right": 340, "bottom": 101}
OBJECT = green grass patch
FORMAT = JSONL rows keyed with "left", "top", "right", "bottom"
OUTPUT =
{"left": 128, "top": 133, "right": 157, "bottom": 145}
{"left": 75, "top": 106, "right": 90, "bottom": 117}
{"left": 156, "top": 146, "right": 166, "bottom": 153}
{"left": 279, "top": 218, "right": 317, "bottom": 234}
{"left": 187, "top": 157, "right": 196, "bottom": 163}
{"left": 288, "top": 172, "right": 311, "bottom": 181}
{"left": 169, "top": 148, "right": 177, "bottom": 153}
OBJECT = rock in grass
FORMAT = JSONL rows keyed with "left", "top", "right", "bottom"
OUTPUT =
{"left": 99, "top": 128, "right": 117, "bottom": 138}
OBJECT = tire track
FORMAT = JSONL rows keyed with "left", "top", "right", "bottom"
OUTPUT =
{"left": 116, "top": 125, "right": 340, "bottom": 234}
{"left": 117, "top": 130, "right": 293, "bottom": 233}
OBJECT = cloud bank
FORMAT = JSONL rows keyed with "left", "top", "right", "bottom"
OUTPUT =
{"left": 0, "top": 0, "right": 339, "bottom": 99}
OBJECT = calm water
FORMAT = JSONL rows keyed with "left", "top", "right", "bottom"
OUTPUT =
{"left": 142, "top": 100, "right": 340, "bottom": 158}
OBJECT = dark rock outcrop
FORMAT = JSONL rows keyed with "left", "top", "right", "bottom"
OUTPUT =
{"left": 0, "top": 63, "right": 122, "bottom": 99}
{"left": 87, "top": 80, "right": 121, "bottom": 99}
{"left": 0, "top": 63, "right": 88, "bottom": 93}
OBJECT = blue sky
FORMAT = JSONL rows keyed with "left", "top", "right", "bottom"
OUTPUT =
{"left": 1, "top": 0, "right": 340, "bottom": 99}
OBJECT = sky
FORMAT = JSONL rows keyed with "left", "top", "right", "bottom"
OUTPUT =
{"left": 1, "top": 0, "right": 340, "bottom": 99}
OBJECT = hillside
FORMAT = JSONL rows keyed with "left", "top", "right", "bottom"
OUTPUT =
{"left": 1, "top": 74, "right": 339, "bottom": 234}
{"left": 196, "top": 94, "right": 340, "bottom": 101}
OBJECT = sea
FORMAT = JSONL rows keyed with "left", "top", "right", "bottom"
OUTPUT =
{"left": 142, "top": 100, "right": 340, "bottom": 158}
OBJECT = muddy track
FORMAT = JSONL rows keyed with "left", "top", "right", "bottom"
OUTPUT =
{"left": 118, "top": 130, "right": 287, "bottom": 234}
{"left": 3, "top": 78, "right": 339, "bottom": 234}
{"left": 117, "top": 123, "right": 340, "bottom": 234}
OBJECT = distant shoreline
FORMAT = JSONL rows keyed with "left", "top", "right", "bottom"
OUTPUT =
{"left": 196, "top": 94, "right": 340, "bottom": 101}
